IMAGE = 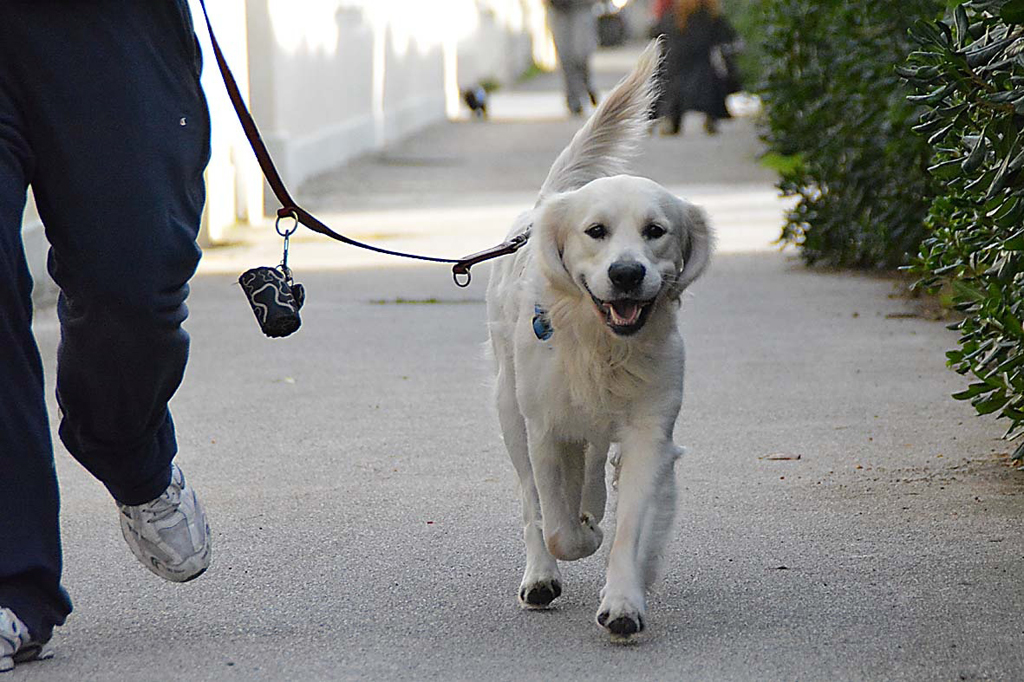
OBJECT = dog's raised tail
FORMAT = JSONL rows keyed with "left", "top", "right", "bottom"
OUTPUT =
{"left": 537, "top": 39, "right": 661, "bottom": 202}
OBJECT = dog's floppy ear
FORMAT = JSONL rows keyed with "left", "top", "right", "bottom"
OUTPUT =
{"left": 668, "top": 199, "right": 713, "bottom": 300}
{"left": 534, "top": 193, "right": 578, "bottom": 293}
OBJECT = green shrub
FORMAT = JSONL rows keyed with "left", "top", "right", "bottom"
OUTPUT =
{"left": 902, "top": 0, "right": 1024, "bottom": 460}
{"left": 721, "top": 0, "right": 766, "bottom": 89}
{"left": 760, "top": 0, "right": 943, "bottom": 268}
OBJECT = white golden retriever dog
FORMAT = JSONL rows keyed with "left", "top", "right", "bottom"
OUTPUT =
{"left": 485, "top": 41, "right": 712, "bottom": 640}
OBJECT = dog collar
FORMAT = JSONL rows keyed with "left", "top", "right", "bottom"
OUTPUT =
{"left": 533, "top": 305, "right": 553, "bottom": 341}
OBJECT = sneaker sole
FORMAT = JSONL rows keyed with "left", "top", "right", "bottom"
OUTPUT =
{"left": 122, "top": 519, "right": 212, "bottom": 583}
{"left": 180, "top": 565, "right": 208, "bottom": 583}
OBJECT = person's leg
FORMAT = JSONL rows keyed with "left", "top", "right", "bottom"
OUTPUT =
{"left": 548, "top": 8, "right": 585, "bottom": 114}
{"left": 2, "top": 1, "right": 210, "bottom": 506}
{"left": 564, "top": 60, "right": 588, "bottom": 116}
{"left": 658, "top": 73, "right": 685, "bottom": 135}
{"left": 0, "top": 40, "right": 73, "bottom": 643}
{"left": 571, "top": 7, "right": 599, "bottom": 108}
{"left": 583, "top": 59, "right": 598, "bottom": 107}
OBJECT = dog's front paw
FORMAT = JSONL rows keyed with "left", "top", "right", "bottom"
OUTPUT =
{"left": 596, "top": 591, "right": 646, "bottom": 641}
{"left": 518, "top": 577, "right": 563, "bottom": 609}
{"left": 546, "top": 513, "right": 603, "bottom": 561}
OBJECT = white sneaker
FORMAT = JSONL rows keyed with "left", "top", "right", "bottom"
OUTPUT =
{"left": 117, "top": 464, "right": 211, "bottom": 582}
{"left": 0, "top": 608, "right": 52, "bottom": 673}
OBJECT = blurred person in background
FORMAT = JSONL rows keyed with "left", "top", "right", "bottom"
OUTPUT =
{"left": 652, "top": 0, "right": 738, "bottom": 135}
{"left": 547, "top": 0, "right": 600, "bottom": 116}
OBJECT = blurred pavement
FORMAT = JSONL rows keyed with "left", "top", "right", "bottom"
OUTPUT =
{"left": 22, "top": 43, "right": 1024, "bottom": 681}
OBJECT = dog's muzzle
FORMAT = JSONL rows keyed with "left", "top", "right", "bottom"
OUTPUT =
{"left": 583, "top": 277, "right": 657, "bottom": 337}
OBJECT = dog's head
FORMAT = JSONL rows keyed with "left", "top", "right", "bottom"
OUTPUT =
{"left": 535, "top": 175, "right": 712, "bottom": 337}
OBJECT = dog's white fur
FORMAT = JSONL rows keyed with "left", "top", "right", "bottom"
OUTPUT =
{"left": 485, "top": 41, "right": 712, "bottom": 639}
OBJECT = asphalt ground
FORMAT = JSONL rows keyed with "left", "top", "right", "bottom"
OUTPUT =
{"left": 17, "top": 44, "right": 1024, "bottom": 681}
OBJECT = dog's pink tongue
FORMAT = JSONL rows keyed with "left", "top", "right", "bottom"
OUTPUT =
{"left": 609, "top": 300, "right": 641, "bottom": 325}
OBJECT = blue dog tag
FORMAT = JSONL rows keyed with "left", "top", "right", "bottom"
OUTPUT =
{"left": 533, "top": 305, "right": 553, "bottom": 341}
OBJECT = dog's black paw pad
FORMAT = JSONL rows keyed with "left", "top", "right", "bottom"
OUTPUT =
{"left": 599, "top": 613, "right": 644, "bottom": 637}
{"left": 521, "top": 581, "right": 562, "bottom": 607}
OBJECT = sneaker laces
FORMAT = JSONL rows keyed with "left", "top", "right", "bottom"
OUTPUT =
{"left": 141, "top": 488, "right": 182, "bottom": 523}
{"left": 129, "top": 469, "right": 185, "bottom": 523}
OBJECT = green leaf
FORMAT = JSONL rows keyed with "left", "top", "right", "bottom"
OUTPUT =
{"left": 1003, "top": 228, "right": 1024, "bottom": 250}
{"left": 1002, "top": 0, "right": 1024, "bottom": 24}
{"left": 986, "top": 139, "right": 1019, "bottom": 199}
{"left": 907, "top": 82, "right": 956, "bottom": 104}
{"left": 973, "top": 393, "right": 1009, "bottom": 415}
{"left": 1003, "top": 314, "right": 1024, "bottom": 339}
{"left": 965, "top": 36, "right": 1016, "bottom": 67}
{"left": 986, "top": 89, "right": 1024, "bottom": 104}
{"left": 954, "top": 4, "right": 969, "bottom": 46}
{"left": 952, "top": 280, "right": 987, "bottom": 302}
{"left": 909, "top": 19, "right": 947, "bottom": 46}
{"left": 895, "top": 64, "right": 923, "bottom": 79}
{"left": 953, "top": 382, "right": 994, "bottom": 400}
{"left": 928, "top": 157, "right": 963, "bottom": 178}
{"left": 928, "top": 122, "right": 956, "bottom": 145}
{"left": 912, "top": 115, "right": 947, "bottom": 135}
{"left": 759, "top": 152, "right": 805, "bottom": 175}
{"left": 962, "top": 133, "right": 987, "bottom": 172}
{"left": 988, "top": 196, "right": 1019, "bottom": 221}
{"left": 965, "top": 168, "right": 997, "bottom": 193}
{"left": 998, "top": 199, "right": 1024, "bottom": 227}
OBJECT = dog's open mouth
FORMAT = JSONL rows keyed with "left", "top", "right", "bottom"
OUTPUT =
{"left": 592, "top": 296, "right": 655, "bottom": 336}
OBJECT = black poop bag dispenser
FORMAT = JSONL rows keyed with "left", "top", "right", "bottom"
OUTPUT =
{"left": 238, "top": 212, "right": 305, "bottom": 338}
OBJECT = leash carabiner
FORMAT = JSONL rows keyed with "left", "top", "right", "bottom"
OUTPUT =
{"left": 276, "top": 209, "right": 299, "bottom": 280}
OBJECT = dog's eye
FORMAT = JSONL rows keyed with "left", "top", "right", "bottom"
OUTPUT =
{"left": 584, "top": 224, "right": 607, "bottom": 240}
{"left": 643, "top": 224, "right": 667, "bottom": 240}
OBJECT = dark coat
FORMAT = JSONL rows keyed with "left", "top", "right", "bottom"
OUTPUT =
{"left": 655, "top": 9, "right": 737, "bottom": 120}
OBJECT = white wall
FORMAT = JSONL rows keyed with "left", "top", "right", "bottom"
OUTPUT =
{"left": 456, "top": 0, "right": 554, "bottom": 89}
{"left": 192, "top": 0, "right": 264, "bottom": 244}
{"left": 238, "top": 1, "right": 538, "bottom": 212}
{"left": 239, "top": 0, "right": 551, "bottom": 216}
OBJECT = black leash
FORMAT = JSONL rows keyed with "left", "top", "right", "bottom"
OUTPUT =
{"left": 195, "top": 0, "right": 528, "bottom": 291}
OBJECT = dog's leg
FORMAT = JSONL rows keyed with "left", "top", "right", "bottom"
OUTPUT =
{"left": 529, "top": 430, "right": 604, "bottom": 562}
{"left": 496, "top": 368, "right": 563, "bottom": 608}
{"left": 638, "top": 444, "right": 684, "bottom": 589}
{"left": 596, "top": 430, "right": 680, "bottom": 639}
{"left": 581, "top": 440, "right": 610, "bottom": 525}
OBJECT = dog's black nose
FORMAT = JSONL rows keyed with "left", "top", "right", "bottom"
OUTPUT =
{"left": 608, "top": 261, "right": 646, "bottom": 291}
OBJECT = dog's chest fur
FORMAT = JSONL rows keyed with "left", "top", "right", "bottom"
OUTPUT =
{"left": 516, "top": 293, "right": 675, "bottom": 436}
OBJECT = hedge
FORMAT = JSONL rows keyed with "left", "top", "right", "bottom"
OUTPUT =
{"left": 902, "top": 0, "right": 1024, "bottom": 460}
{"left": 759, "top": 0, "right": 943, "bottom": 268}
{"left": 721, "top": 0, "right": 766, "bottom": 90}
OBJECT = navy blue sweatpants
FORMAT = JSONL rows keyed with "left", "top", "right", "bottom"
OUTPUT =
{"left": 0, "top": 1, "right": 210, "bottom": 640}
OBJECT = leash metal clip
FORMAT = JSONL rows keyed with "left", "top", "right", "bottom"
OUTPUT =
{"left": 276, "top": 208, "right": 299, "bottom": 238}
{"left": 450, "top": 229, "right": 531, "bottom": 288}
{"left": 276, "top": 209, "right": 299, "bottom": 280}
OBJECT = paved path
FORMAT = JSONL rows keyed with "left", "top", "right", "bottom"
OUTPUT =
{"left": 23, "top": 45, "right": 1024, "bottom": 681}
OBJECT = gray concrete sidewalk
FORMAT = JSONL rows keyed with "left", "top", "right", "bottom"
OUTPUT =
{"left": 22, "top": 44, "right": 1024, "bottom": 681}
